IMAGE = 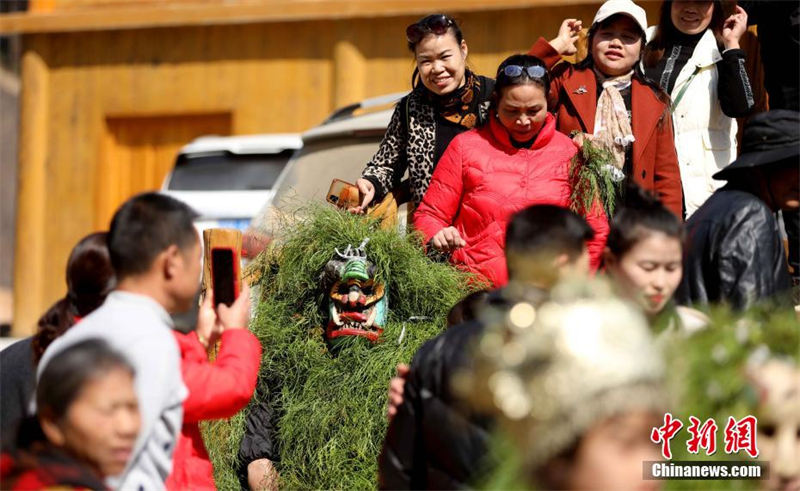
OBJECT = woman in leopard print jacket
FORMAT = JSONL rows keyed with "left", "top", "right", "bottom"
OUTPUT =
{"left": 351, "top": 14, "right": 494, "bottom": 213}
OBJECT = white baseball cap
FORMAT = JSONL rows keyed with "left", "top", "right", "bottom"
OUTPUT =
{"left": 592, "top": 0, "right": 648, "bottom": 34}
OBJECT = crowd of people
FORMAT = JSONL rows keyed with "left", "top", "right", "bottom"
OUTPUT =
{"left": 0, "top": 0, "right": 798, "bottom": 489}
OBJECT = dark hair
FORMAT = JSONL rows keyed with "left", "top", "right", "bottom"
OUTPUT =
{"left": 490, "top": 54, "right": 551, "bottom": 111}
{"left": 108, "top": 192, "right": 198, "bottom": 279}
{"left": 606, "top": 184, "right": 683, "bottom": 259}
{"left": 577, "top": 14, "right": 671, "bottom": 105}
{"left": 643, "top": 0, "right": 726, "bottom": 68}
{"left": 408, "top": 14, "right": 465, "bottom": 88}
{"left": 505, "top": 205, "right": 594, "bottom": 261}
{"left": 37, "top": 339, "right": 134, "bottom": 422}
{"left": 32, "top": 232, "right": 116, "bottom": 363}
{"left": 446, "top": 289, "right": 491, "bottom": 328}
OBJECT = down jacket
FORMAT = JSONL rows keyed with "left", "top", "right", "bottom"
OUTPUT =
{"left": 644, "top": 27, "right": 744, "bottom": 218}
{"left": 413, "top": 112, "right": 609, "bottom": 287}
{"left": 166, "top": 329, "right": 262, "bottom": 491}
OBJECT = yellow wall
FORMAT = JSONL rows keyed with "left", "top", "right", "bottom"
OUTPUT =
{"left": 14, "top": 3, "right": 666, "bottom": 334}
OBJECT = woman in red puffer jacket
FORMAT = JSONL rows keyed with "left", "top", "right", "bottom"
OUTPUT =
{"left": 414, "top": 54, "right": 609, "bottom": 287}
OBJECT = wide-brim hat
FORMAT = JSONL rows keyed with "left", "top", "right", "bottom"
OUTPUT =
{"left": 592, "top": 0, "right": 648, "bottom": 35}
{"left": 714, "top": 110, "right": 800, "bottom": 181}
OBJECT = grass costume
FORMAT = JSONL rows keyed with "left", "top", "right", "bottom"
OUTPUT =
{"left": 203, "top": 206, "right": 473, "bottom": 489}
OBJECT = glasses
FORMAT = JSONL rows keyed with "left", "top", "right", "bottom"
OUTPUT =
{"left": 406, "top": 14, "right": 454, "bottom": 44}
{"left": 502, "top": 65, "right": 547, "bottom": 80}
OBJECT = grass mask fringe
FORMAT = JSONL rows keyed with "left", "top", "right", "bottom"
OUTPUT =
{"left": 203, "top": 205, "right": 475, "bottom": 490}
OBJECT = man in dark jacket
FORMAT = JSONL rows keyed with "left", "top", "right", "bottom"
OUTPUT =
{"left": 378, "top": 205, "right": 595, "bottom": 490}
{"left": 676, "top": 110, "right": 799, "bottom": 310}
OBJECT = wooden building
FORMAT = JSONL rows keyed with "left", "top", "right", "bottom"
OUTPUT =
{"left": 2, "top": 0, "right": 762, "bottom": 335}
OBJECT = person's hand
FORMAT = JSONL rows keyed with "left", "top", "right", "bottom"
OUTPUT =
{"left": 430, "top": 226, "right": 466, "bottom": 252}
{"left": 722, "top": 5, "right": 748, "bottom": 50}
{"left": 386, "top": 363, "right": 410, "bottom": 422}
{"left": 196, "top": 291, "right": 224, "bottom": 348}
{"left": 571, "top": 132, "right": 592, "bottom": 150}
{"left": 217, "top": 281, "right": 251, "bottom": 330}
{"left": 247, "top": 458, "right": 279, "bottom": 491}
{"left": 549, "top": 19, "right": 582, "bottom": 56}
{"left": 348, "top": 178, "right": 375, "bottom": 214}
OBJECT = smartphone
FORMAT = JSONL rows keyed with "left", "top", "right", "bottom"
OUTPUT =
{"left": 326, "top": 178, "right": 362, "bottom": 209}
{"left": 211, "top": 247, "right": 239, "bottom": 307}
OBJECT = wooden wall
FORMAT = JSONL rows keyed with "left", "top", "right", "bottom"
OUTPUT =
{"left": 12, "top": 2, "right": 666, "bottom": 334}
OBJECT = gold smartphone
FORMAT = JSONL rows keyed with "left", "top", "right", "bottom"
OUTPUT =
{"left": 326, "top": 178, "right": 362, "bottom": 209}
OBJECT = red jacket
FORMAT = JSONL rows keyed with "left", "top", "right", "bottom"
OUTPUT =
{"left": 528, "top": 38, "right": 684, "bottom": 218}
{"left": 414, "top": 113, "right": 609, "bottom": 287}
{"left": 166, "top": 329, "right": 262, "bottom": 491}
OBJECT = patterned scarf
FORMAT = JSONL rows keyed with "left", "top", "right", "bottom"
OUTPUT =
{"left": 423, "top": 70, "right": 484, "bottom": 129}
{"left": 592, "top": 69, "right": 635, "bottom": 179}
{"left": 404, "top": 72, "right": 491, "bottom": 205}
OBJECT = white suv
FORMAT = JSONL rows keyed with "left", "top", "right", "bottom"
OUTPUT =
{"left": 161, "top": 133, "right": 302, "bottom": 233}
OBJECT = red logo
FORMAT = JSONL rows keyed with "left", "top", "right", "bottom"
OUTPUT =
{"left": 686, "top": 416, "right": 718, "bottom": 455}
{"left": 651, "top": 412, "right": 684, "bottom": 459}
{"left": 652, "top": 414, "right": 759, "bottom": 459}
{"left": 724, "top": 416, "right": 759, "bottom": 458}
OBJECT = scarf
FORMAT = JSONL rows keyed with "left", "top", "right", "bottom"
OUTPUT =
{"left": 422, "top": 69, "right": 484, "bottom": 129}
{"left": 592, "top": 69, "right": 635, "bottom": 180}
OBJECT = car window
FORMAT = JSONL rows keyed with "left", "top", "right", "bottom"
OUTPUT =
{"left": 250, "top": 137, "right": 382, "bottom": 234}
{"left": 168, "top": 151, "right": 293, "bottom": 191}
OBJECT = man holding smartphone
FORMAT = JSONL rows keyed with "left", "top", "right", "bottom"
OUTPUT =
{"left": 37, "top": 193, "right": 203, "bottom": 490}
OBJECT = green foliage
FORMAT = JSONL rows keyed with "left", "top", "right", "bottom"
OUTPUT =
{"left": 660, "top": 304, "right": 799, "bottom": 491}
{"left": 469, "top": 304, "right": 798, "bottom": 491}
{"left": 204, "top": 205, "right": 474, "bottom": 490}
{"left": 569, "top": 139, "right": 620, "bottom": 217}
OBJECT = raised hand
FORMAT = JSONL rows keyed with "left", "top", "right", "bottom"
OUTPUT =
{"left": 722, "top": 5, "right": 748, "bottom": 50}
{"left": 216, "top": 281, "right": 252, "bottom": 330}
{"left": 550, "top": 18, "right": 583, "bottom": 56}
{"left": 196, "top": 290, "right": 224, "bottom": 348}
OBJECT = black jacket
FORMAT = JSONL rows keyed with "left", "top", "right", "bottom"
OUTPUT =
{"left": 378, "top": 287, "right": 545, "bottom": 489}
{"left": 676, "top": 187, "right": 792, "bottom": 310}
{"left": 378, "top": 320, "right": 492, "bottom": 490}
{"left": 0, "top": 337, "right": 36, "bottom": 451}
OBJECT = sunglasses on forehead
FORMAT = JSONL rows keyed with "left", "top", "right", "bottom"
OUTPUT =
{"left": 502, "top": 65, "right": 547, "bottom": 79}
{"left": 406, "top": 14, "right": 455, "bottom": 44}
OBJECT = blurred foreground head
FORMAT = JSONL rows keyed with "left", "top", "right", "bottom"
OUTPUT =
{"left": 662, "top": 304, "right": 799, "bottom": 491}
{"left": 749, "top": 360, "right": 800, "bottom": 491}
{"left": 457, "top": 277, "right": 665, "bottom": 490}
{"left": 505, "top": 205, "right": 594, "bottom": 286}
{"left": 37, "top": 339, "right": 140, "bottom": 479}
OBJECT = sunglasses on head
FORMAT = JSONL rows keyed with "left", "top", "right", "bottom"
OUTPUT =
{"left": 502, "top": 65, "right": 547, "bottom": 79}
{"left": 406, "top": 14, "right": 454, "bottom": 44}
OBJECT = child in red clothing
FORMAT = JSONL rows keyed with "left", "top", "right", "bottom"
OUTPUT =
{"left": 166, "top": 283, "right": 262, "bottom": 491}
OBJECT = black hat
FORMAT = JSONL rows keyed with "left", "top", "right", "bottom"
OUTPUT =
{"left": 713, "top": 110, "right": 800, "bottom": 181}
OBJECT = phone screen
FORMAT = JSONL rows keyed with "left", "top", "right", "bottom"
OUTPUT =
{"left": 211, "top": 248, "right": 237, "bottom": 307}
